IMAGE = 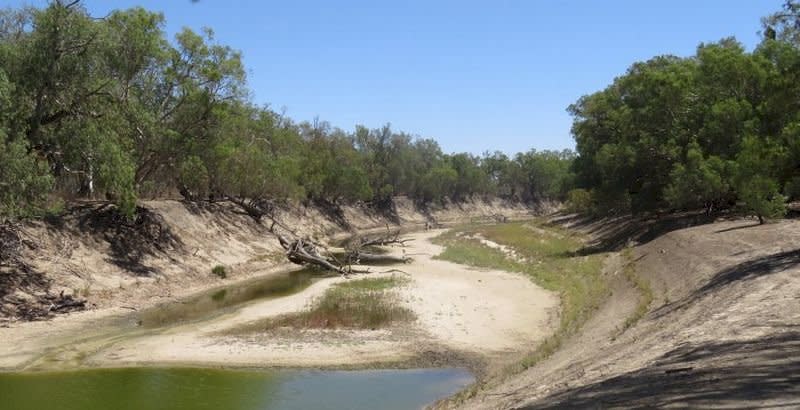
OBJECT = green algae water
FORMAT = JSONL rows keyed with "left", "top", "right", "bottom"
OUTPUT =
{"left": 0, "top": 367, "right": 473, "bottom": 410}
{"left": 2, "top": 253, "right": 475, "bottom": 409}
{"left": 137, "top": 268, "right": 322, "bottom": 328}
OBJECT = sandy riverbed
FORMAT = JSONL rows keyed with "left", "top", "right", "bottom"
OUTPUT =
{"left": 0, "top": 229, "right": 558, "bottom": 372}
{"left": 87, "top": 229, "right": 558, "bottom": 368}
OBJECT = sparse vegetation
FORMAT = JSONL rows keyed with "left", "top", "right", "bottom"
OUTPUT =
{"left": 434, "top": 221, "right": 607, "bottom": 372}
{"left": 227, "top": 275, "right": 413, "bottom": 332}
{"left": 211, "top": 265, "right": 227, "bottom": 279}
{"left": 620, "top": 248, "right": 653, "bottom": 332}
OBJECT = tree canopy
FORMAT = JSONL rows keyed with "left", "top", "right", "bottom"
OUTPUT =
{"left": 4, "top": 1, "right": 799, "bottom": 224}
{"left": 568, "top": 1, "right": 800, "bottom": 222}
{"left": 0, "top": 1, "right": 574, "bottom": 220}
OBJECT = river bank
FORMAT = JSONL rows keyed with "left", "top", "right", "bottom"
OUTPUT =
{"left": 0, "top": 225, "right": 558, "bottom": 377}
{"left": 80, "top": 230, "right": 557, "bottom": 372}
{"left": 0, "top": 198, "right": 541, "bottom": 369}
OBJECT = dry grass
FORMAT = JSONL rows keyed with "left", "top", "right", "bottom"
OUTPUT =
{"left": 227, "top": 275, "right": 414, "bottom": 333}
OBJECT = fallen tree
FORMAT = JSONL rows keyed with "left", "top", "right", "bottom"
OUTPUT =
{"left": 355, "top": 230, "right": 413, "bottom": 248}
{"left": 276, "top": 230, "right": 411, "bottom": 274}
{"left": 277, "top": 234, "right": 353, "bottom": 273}
{"left": 345, "top": 251, "right": 410, "bottom": 265}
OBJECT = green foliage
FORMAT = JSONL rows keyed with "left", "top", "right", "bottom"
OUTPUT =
{"left": 179, "top": 155, "right": 210, "bottom": 200}
{"left": 418, "top": 166, "right": 458, "bottom": 204}
{"left": 0, "top": 133, "right": 53, "bottom": 219}
{"left": 211, "top": 265, "right": 226, "bottom": 278}
{"left": 734, "top": 136, "right": 787, "bottom": 223}
{"left": 737, "top": 176, "right": 786, "bottom": 223}
{"left": 564, "top": 189, "right": 593, "bottom": 214}
{"left": 784, "top": 177, "right": 800, "bottom": 200}
{"left": 0, "top": 69, "right": 53, "bottom": 219}
{"left": 0, "top": 2, "right": 579, "bottom": 220}
{"left": 5, "top": 1, "right": 800, "bottom": 223}
{"left": 95, "top": 135, "right": 137, "bottom": 217}
{"left": 663, "top": 143, "right": 731, "bottom": 212}
{"left": 569, "top": 8, "right": 800, "bottom": 219}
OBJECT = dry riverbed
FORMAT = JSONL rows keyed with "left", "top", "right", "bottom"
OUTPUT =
{"left": 0, "top": 229, "right": 559, "bottom": 374}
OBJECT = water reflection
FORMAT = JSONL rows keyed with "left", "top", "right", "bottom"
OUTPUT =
{"left": 137, "top": 268, "right": 325, "bottom": 328}
{"left": 0, "top": 367, "right": 474, "bottom": 410}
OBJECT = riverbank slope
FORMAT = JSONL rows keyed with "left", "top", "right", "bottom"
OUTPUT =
{"left": 0, "top": 198, "right": 544, "bottom": 370}
{"left": 456, "top": 216, "right": 800, "bottom": 409}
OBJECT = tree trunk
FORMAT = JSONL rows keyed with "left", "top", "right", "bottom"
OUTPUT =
{"left": 276, "top": 232, "right": 411, "bottom": 274}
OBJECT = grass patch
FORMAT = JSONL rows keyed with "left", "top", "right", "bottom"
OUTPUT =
{"left": 211, "top": 265, "right": 227, "bottom": 278}
{"left": 433, "top": 221, "right": 608, "bottom": 372}
{"left": 620, "top": 248, "right": 653, "bottom": 332}
{"left": 228, "top": 275, "right": 413, "bottom": 333}
{"left": 436, "top": 236, "right": 518, "bottom": 271}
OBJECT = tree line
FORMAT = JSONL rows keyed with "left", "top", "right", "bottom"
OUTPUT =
{"left": 0, "top": 1, "right": 574, "bottom": 219}
{"left": 4, "top": 1, "right": 799, "bottom": 223}
{"left": 568, "top": 1, "right": 800, "bottom": 222}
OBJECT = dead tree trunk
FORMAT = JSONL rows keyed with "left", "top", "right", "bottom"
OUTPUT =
{"left": 225, "top": 195, "right": 274, "bottom": 222}
{"left": 356, "top": 230, "right": 413, "bottom": 248}
{"left": 276, "top": 231, "right": 411, "bottom": 274}
{"left": 345, "top": 251, "right": 410, "bottom": 265}
{"left": 277, "top": 234, "right": 345, "bottom": 273}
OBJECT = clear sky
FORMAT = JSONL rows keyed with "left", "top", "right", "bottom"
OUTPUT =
{"left": 14, "top": 1, "right": 783, "bottom": 154}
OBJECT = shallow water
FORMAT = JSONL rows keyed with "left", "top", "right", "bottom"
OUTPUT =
{"left": 7, "top": 246, "right": 475, "bottom": 409}
{"left": 0, "top": 367, "right": 474, "bottom": 410}
{"left": 21, "top": 269, "right": 327, "bottom": 371}
{"left": 137, "top": 268, "right": 323, "bottom": 328}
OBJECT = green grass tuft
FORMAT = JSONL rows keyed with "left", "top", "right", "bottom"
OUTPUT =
{"left": 211, "top": 265, "right": 227, "bottom": 278}
{"left": 228, "top": 275, "right": 413, "bottom": 332}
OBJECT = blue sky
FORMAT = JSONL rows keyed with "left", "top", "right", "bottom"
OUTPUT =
{"left": 15, "top": 1, "right": 782, "bottom": 154}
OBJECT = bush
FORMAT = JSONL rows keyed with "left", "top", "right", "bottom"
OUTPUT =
{"left": 179, "top": 155, "right": 210, "bottom": 200}
{"left": 785, "top": 176, "right": 800, "bottom": 201}
{"left": 0, "top": 133, "right": 54, "bottom": 219}
{"left": 564, "top": 189, "right": 593, "bottom": 214}
{"left": 737, "top": 175, "right": 786, "bottom": 224}
{"left": 211, "top": 265, "right": 227, "bottom": 278}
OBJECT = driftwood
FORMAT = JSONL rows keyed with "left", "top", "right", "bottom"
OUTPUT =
{"left": 9, "top": 292, "right": 87, "bottom": 321}
{"left": 225, "top": 195, "right": 276, "bottom": 222}
{"left": 278, "top": 234, "right": 371, "bottom": 274}
{"left": 356, "top": 230, "right": 413, "bottom": 248}
{"left": 0, "top": 222, "right": 31, "bottom": 268}
{"left": 278, "top": 234, "right": 346, "bottom": 273}
{"left": 345, "top": 251, "right": 410, "bottom": 265}
{"left": 342, "top": 229, "right": 413, "bottom": 265}
{"left": 48, "top": 294, "right": 86, "bottom": 312}
{"left": 277, "top": 231, "right": 411, "bottom": 274}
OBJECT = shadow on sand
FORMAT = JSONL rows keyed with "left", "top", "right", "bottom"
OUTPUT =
{"left": 523, "top": 332, "right": 800, "bottom": 409}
